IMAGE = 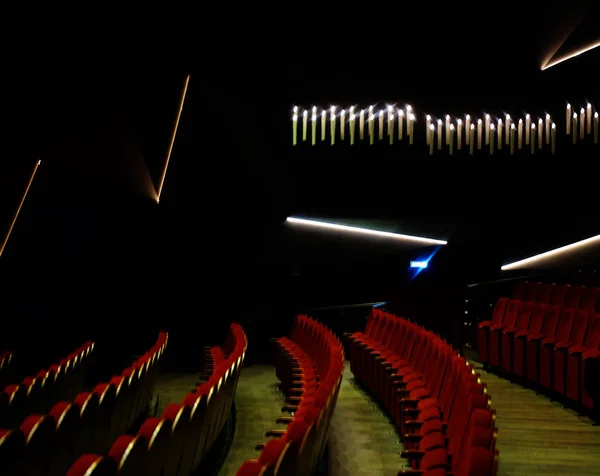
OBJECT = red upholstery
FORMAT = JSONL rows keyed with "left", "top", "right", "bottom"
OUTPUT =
{"left": 348, "top": 310, "right": 498, "bottom": 476}
{"left": 66, "top": 325, "right": 247, "bottom": 476}
{"left": 477, "top": 298, "right": 509, "bottom": 364}
{"left": 539, "top": 308, "right": 576, "bottom": 388}
{"left": 549, "top": 285, "right": 570, "bottom": 306}
{"left": 512, "top": 304, "right": 547, "bottom": 377}
{"left": 566, "top": 314, "right": 599, "bottom": 403}
{"left": 552, "top": 310, "right": 592, "bottom": 394}
{"left": 500, "top": 302, "right": 533, "bottom": 373}
{"left": 489, "top": 300, "right": 522, "bottom": 367}
{"left": 525, "top": 305, "right": 562, "bottom": 383}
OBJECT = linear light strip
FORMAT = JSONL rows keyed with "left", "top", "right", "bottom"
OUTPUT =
{"left": 156, "top": 74, "right": 191, "bottom": 203}
{"left": 501, "top": 234, "right": 600, "bottom": 270}
{"left": 0, "top": 160, "right": 41, "bottom": 258}
{"left": 542, "top": 41, "right": 600, "bottom": 70}
{"left": 286, "top": 217, "right": 447, "bottom": 245}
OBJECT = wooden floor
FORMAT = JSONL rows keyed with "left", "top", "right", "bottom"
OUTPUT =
{"left": 473, "top": 362, "right": 600, "bottom": 476}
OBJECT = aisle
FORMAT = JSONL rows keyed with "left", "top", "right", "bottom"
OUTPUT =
{"left": 327, "top": 365, "right": 409, "bottom": 476}
{"left": 473, "top": 362, "right": 600, "bottom": 475}
{"left": 219, "top": 365, "right": 286, "bottom": 475}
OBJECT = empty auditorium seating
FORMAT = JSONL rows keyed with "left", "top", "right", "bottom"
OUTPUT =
{"left": 67, "top": 323, "right": 247, "bottom": 476}
{"left": 235, "top": 315, "right": 344, "bottom": 476}
{"left": 347, "top": 310, "right": 499, "bottom": 475}
{"left": 479, "top": 281, "right": 600, "bottom": 412}
{"left": 0, "top": 332, "right": 166, "bottom": 476}
{"left": 0, "top": 341, "right": 94, "bottom": 429}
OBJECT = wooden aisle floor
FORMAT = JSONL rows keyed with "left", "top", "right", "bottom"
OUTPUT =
{"left": 327, "top": 365, "right": 409, "bottom": 476}
{"left": 472, "top": 362, "right": 600, "bottom": 476}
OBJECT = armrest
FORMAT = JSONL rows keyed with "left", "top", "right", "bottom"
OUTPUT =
{"left": 403, "top": 434, "right": 423, "bottom": 442}
{"left": 478, "top": 321, "right": 492, "bottom": 328}
{"left": 401, "top": 449, "right": 425, "bottom": 459}
{"left": 290, "top": 381, "right": 304, "bottom": 388}
{"left": 402, "top": 408, "right": 421, "bottom": 417}
{"left": 255, "top": 443, "right": 266, "bottom": 450}
{"left": 554, "top": 341, "right": 572, "bottom": 350}
{"left": 515, "top": 330, "right": 529, "bottom": 338}
{"left": 399, "top": 398, "right": 420, "bottom": 406}
{"left": 404, "top": 420, "right": 423, "bottom": 429}
{"left": 286, "top": 396, "right": 302, "bottom": 402}
{"left": 374, "top": 356, "right": 387, "bottom": 361}
{"left": 542, "top": 337, "right": 559, "bottom": 347}
{"left": 396, "top": 389, "right": 410, "bottom": 397}
{"left": 503, "top": 327, "right": 518, "bottom": 335}
{"left": 527, "top": 334, "right": 545, "bottom": 342}
{"left": 288, "top": 388, "right": 304, "bottom": 394}
{"left": 489, "top": 324, "right": 506, "bottom": 331}
{"left": 282, "top": 405, "right": 298, "bottom": 412}
{"left": 265, "top": 430, "right": 286, "bottom": 437}
{"left": 276, "top": 417, "right": 293, "bottom": 424}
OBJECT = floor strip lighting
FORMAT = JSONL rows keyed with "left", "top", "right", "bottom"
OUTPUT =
{"left": 501, "top": 234, "right": 600, "bottom": 270}
{"left": 156, "top": 74, "right": 191, "bottom": 203}
{"left": 0, "top": 160, "right": 41, "bottom": 258}
{"left": 286, "top": 217, "right": 448, "bottom": 245}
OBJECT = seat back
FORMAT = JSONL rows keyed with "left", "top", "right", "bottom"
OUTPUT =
{"left": 583, "top": 314, "right": 600, "bottom": 349}
{"left": 514, "top": 303, "right": 533, "bottom": 330}
{"left": 568, "top": 310, "right": 592, "bottom": 346}
{"left": 491, "top": 298, "right": 509, "bottom": 325}
{"left": 523, "top": 282, "right": 541, "bottom": 302}
{"left": 550, "top": 285, "right": 570, "bottom": 306}
{"left": 565, "top": 286, "right": 585, "bottom": 308}
{"left": 502, "top": 300, "right": 522, "bottom": 328}
{"left": 580, "top": 288, "right": 600, "bottom": 312}
{"left": 554, "top": 308, "right": 576, "bottom": 342}
{"left": 536, "top": 284, "right": 553, "bottom": 304}
{"left": 527, "top": 304, "right": 548, "bottom": 335}
{"left": 541, "top": 305, "right": 562, "bottom": 337}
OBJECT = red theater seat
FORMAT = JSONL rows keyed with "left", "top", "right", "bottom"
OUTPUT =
{"left": 67, "top": 454, "right": 117, "bottom": 476}
{"left": 539, "top": 308, "right": 576, "bottom": 389}
{"left": 525, "top": 305, "right": 562, "bottom": 384}
{"left": 489, "top": 300, "right": 522, "bottom": 367}
{"left": 566, "top": 313, "right": 600, "bottom": 404}
{"left": 549, "top": 285, "right": 569, "bottom": 306}
{"left": 536, "top": 284, "right": 554, "bottom": 304}
{"left": 565, "top": 286, "right": 585, "bottom": 309}
{"left": 552, "top": 310, "right": 592, "bottom": 394}
{"left": 523, "top": 282, "right": 541, "bottom": 302}
{"left": 512, "top": 304, "right": 547, "bottom": 377}
{"left": 500, "top": 302, "right": 533, "bottom": 373}
{"left": 477, "top": 298, "right": 509, "bottom": 365}
{"left": 580, "top": 288, "right": 600, "bottom": 312}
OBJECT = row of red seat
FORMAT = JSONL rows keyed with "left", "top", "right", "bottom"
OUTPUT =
{"left": 1, "top": 341, "right": 94, "bottom": 428}
{"left": 236, "top": 315, "right": 345, "bottom": 476}
{"left": 478, "top": 298, "right": 599, "bottom": 409}
{"left": 347, "top": 309, "right": 498, "bottom": 476}
{"left": 0, "top": 332, "right": 166, "bottom": 476}
{"left": 513, "top": 282, "right": 600, "bottom": 312}
{"left": 67, "top": 323, "right": 247, "bottom": 476}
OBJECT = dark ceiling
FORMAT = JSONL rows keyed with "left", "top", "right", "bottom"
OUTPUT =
{"left": 0, "top": 4, "right": 599, "bottom": 326}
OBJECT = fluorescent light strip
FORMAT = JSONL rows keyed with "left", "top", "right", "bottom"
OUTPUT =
{"left": 156, "top": 74, "right": 191, "bottom": 203}
{"left": 542, "top": 41, "right": 600, "bottom": 70}
{"left": 286, "top": 217, "right": 447, "bottom": 245}
{"left": 501, "top": 234, "right": 600, "bottom": 271}
{"left": 0, "top": 160, "right": 41, "bottom": 258}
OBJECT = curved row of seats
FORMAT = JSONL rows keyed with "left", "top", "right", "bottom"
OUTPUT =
{"left": 513, "top": 282, "right": 600, "bottom": 312}
{"left": 66, "top": 323, "right": 247, "bottom": 476}
{"left": 478, "top": 298, "right": 599, "bottom": 409}
{"left": 1, "top": 341, "right": 94, "bottom": 428}
{"left": 0, "top": 332, "right": 166, "bottom": 476}
{"left": 347, "top": 309, "right": 499, "bottom": 476}
{"left": 236, "top": 315, "right": 345, "bottom": 476}
{"left": 0, "top": 351, "right": 14, "bottom": 389}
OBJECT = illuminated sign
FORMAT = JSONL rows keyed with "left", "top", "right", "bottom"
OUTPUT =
{"left": 410, "top": 261, "right": 428, "bottom": 269}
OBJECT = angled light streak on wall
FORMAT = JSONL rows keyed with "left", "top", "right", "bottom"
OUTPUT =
{"left": 286, "top": 217, "right": 448, "bottom": 245}
{"left": 156, "top": 74, "right": 191, "bottom": 203}
{"left": 0, "top": 160, "right": 41, "bottom": 258}
{"left": 501, "top": 234, "right": 600, "bottom": 271}
{"left": 542, "top": 41, "right": 600, "bottom": 70}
